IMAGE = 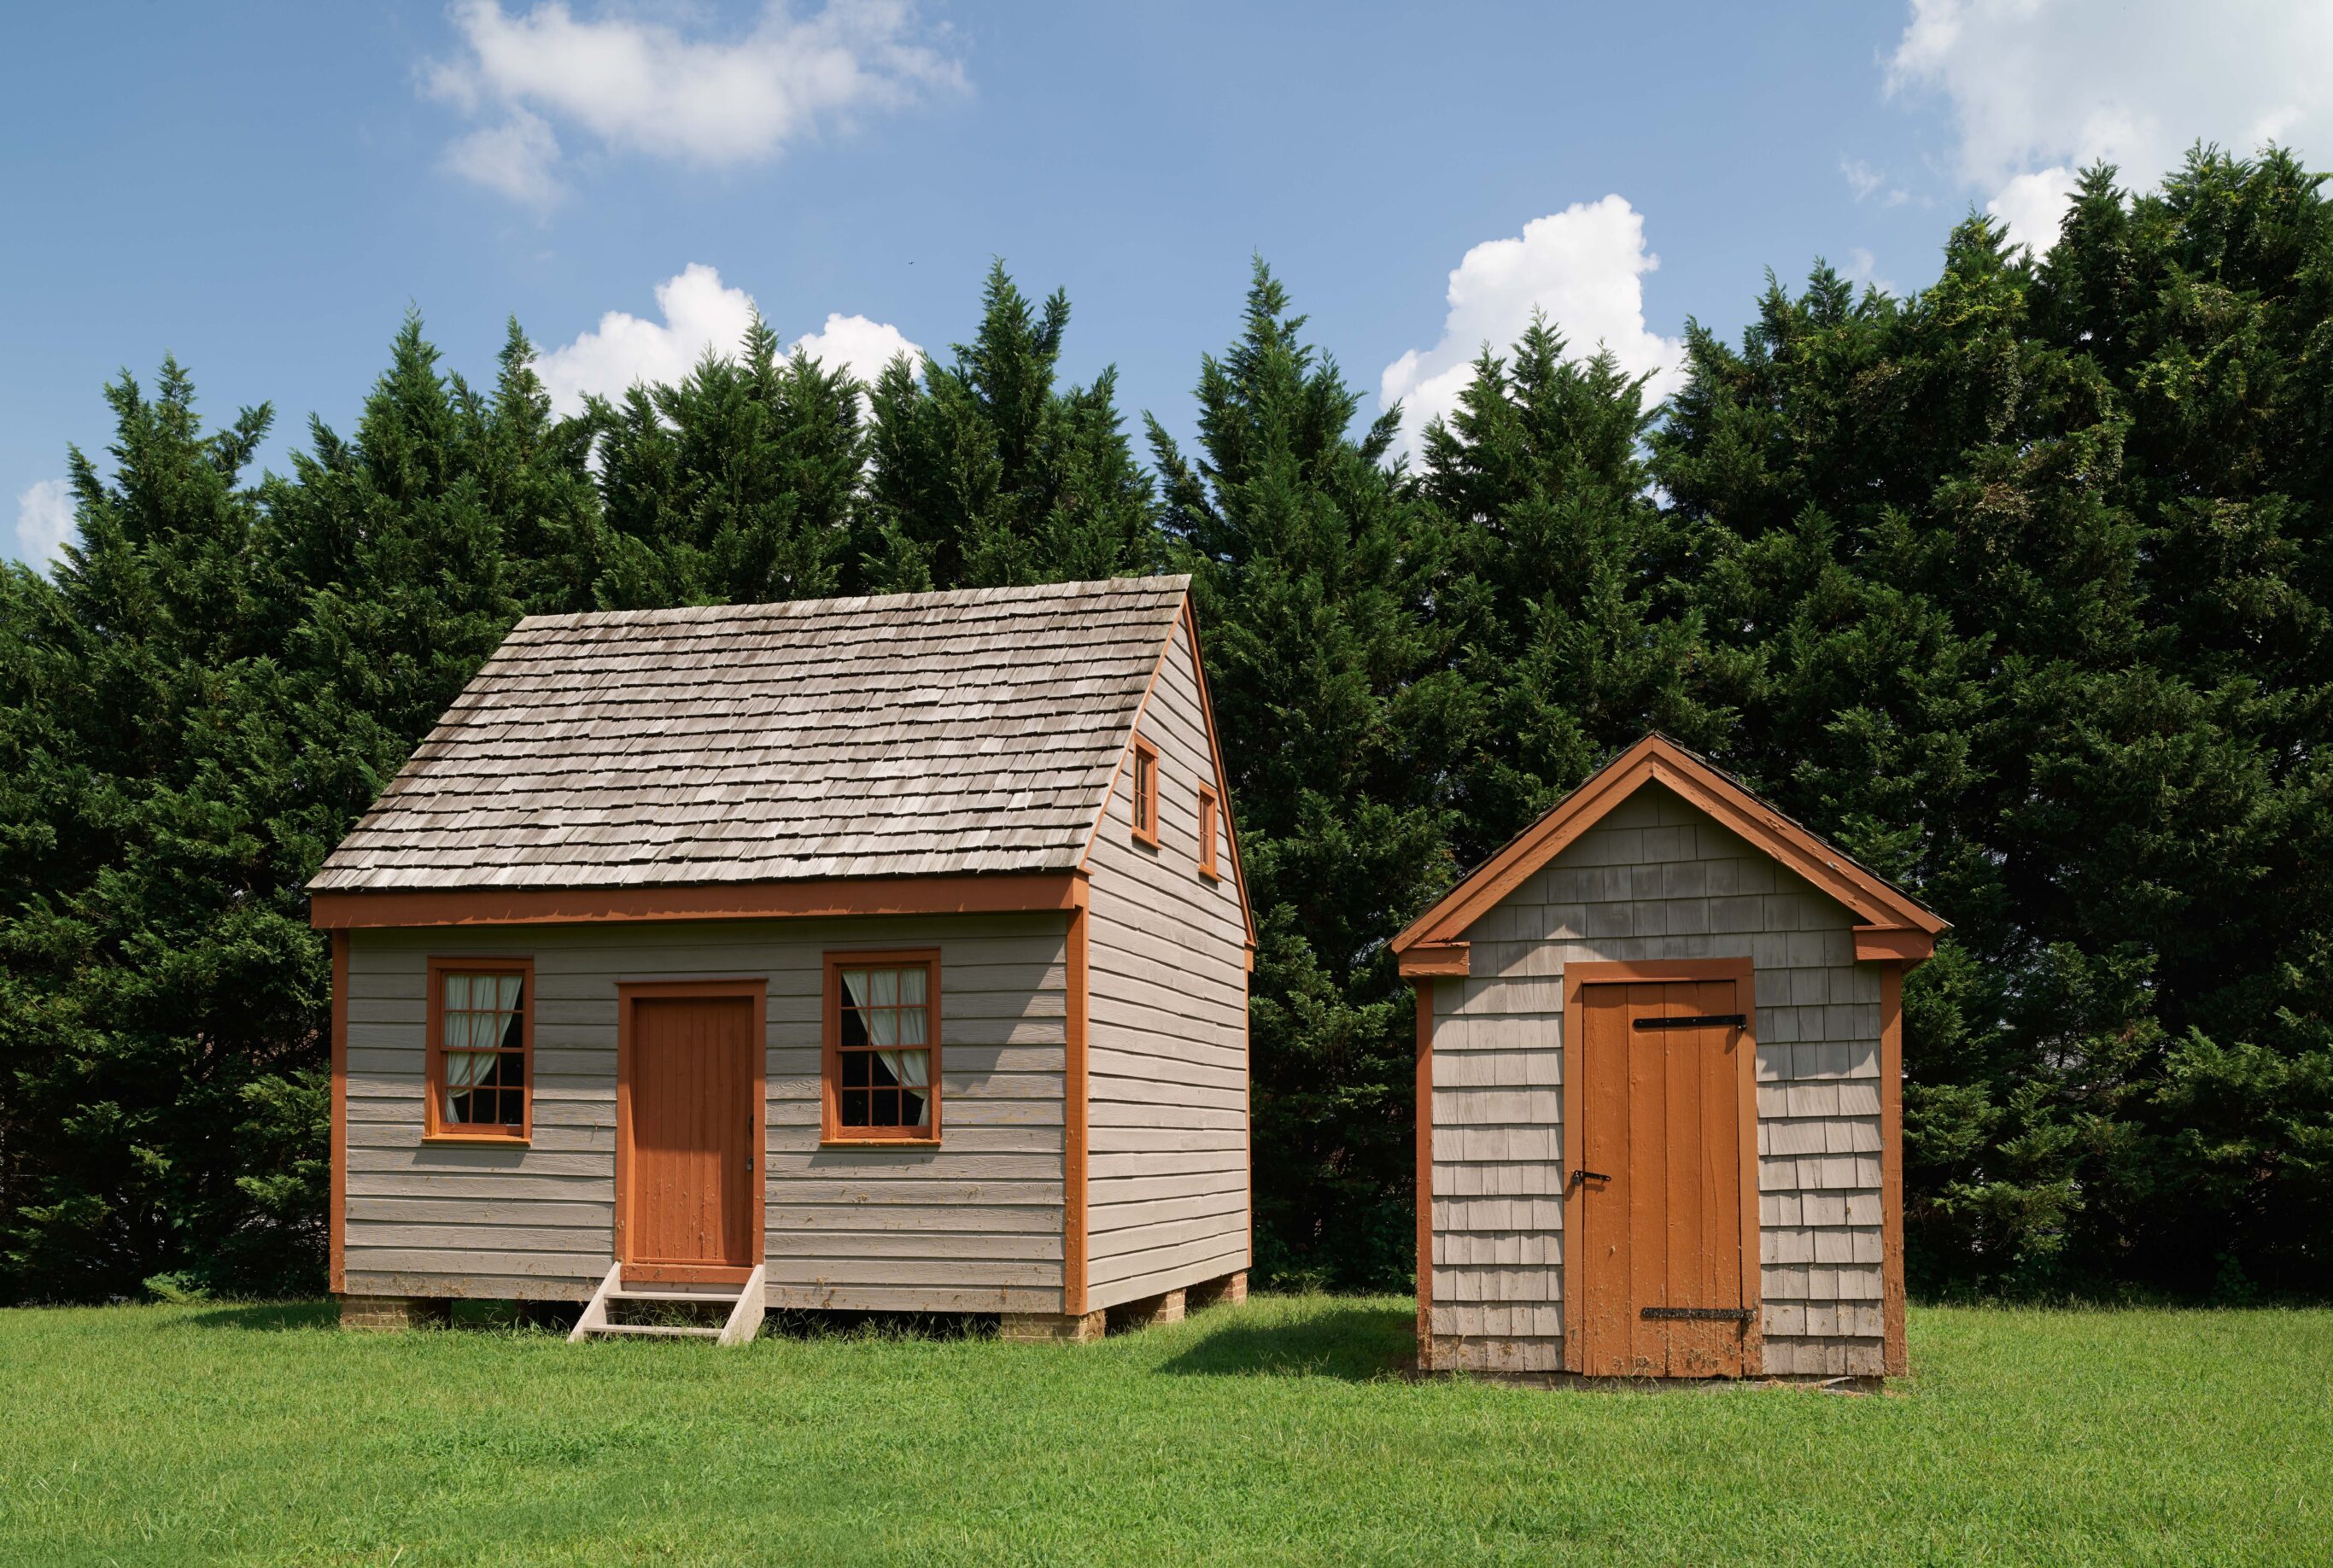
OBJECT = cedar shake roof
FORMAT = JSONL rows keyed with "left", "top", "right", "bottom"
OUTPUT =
{"left": 308, "top": 576, "right": 1192, "bottom": 894}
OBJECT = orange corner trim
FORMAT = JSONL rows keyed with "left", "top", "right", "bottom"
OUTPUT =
{"left": 310, "top": 871, "right": 1087, "bottom": 931}
{"left": 1413, "top": 978, "right": 1434, "bottom": 1368}
{"left": 1064, "top": 903, "right": 1090, "bottom": 1317}
{"left": 329, "top": 928, "right": 348, "bottom": 1296}
{"left": 1391, "top": 734, "right": 1947, "bottom": 957}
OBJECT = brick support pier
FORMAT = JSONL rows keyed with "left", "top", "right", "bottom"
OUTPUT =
{"left": 998, "top": 1309, "right": 1108, "bottom": 1343}
{"left": 1187, "top": 1271, "right": 1248, "bottom": 1311}
{"left": 338, "top": 1295, "right": 451, "bottom": 1331}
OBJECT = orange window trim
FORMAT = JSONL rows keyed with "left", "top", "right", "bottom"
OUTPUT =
{"left": 821, "top": 950, "right": 943, "bottom": 1144}
{"left": 613, "top": 977, "right": 769, "bottom": 1277}
{"left": 1197, "top": 784, "right": 1220, "bottom": 879}
{"left": 1130, "top": 734, "right": 1161, "bottom": 848}
{"left": 1558, "top": 957, "right": 1762, "bottom": 1376}
{"left": 423, "top": 956, "right": 535, "bottom": 1144}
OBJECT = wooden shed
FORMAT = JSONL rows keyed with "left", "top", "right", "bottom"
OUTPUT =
{"left": 308, "top": 576, "right": 1253, "bottom": 1343}
{"left": 1393, "top": 735, "right": 1946, "bottom": 1381}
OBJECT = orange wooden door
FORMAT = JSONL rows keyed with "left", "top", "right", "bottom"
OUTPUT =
{"left": 625, "top": 995, "right": 755, "bottom": 1278}
{"left": 1573, "top": 979, "right": 1751, "bottom": 1377}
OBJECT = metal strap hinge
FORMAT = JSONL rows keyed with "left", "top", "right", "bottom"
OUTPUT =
{"left": 1640, "top": 1306, "right": 1757, "bottom": 1322}
{"left": 1633, "top": 1013, "right": 1747, "bottom": 1032}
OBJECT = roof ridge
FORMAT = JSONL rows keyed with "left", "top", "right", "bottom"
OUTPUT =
{"left": 516, "top": 574, "right": 1191, "bottom": 632}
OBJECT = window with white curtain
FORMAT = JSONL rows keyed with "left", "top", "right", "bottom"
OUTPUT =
{"left": 826, "top": 953, "right": 938, "bottom": 1140}
{"left": 430, "top": 963, "right": 530, "bottom": 1137}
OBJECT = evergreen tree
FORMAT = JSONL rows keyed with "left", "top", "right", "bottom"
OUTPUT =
{"left": 0, "top": 361, "right": 325, "bottom": 1298}
{"left": 588, "top": 318, "right": 865, "bottom": 608}
{"left": 1416, "top": 317, "right": 1728, "bottom": 862}
{"left": 866, "top": 262, "right": 1157, "bottom": 591}
{"left": 1149, "top": 262, "right": 1463, "bottom": 1287}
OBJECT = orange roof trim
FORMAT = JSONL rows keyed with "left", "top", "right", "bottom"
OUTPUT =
{"left": 1392, "top": 734, "right": 1946, "bottom": 974}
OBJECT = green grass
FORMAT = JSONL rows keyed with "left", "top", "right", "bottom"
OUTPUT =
{"left": 1, "top": 1296, "right": 2326, "bottom": 1565}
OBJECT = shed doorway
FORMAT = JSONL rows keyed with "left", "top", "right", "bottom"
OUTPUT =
{"left": 1566, "top": 961, "right": 1759, "bottom": 1378}
{"left": 617, "top": 982, "right": 765, "bottom": 1285}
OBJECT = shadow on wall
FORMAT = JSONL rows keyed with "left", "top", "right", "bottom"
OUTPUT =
{"left": 1155, "top": 1301, "right": 1412, "bottom": 1382}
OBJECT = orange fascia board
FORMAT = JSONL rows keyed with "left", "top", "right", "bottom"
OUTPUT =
{"left": 1392, "top": 734, "right": 1948, "bottom": 955}
{"left": 310, "top": 871, "right": 1089, "bottom": 931}
{"left": 1854, "top": 927, "right": 1936, "bottom": 966}
{"left": 1396, "top": 943, "right": 1471, "bottom": 979}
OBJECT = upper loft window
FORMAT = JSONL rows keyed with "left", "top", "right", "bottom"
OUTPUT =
{"left": 1197, "top": 784, "right": 1220, "bottom": 880}
{"left": 426, "top": 958, "right": 533, "bottom": 1141}
{"left": 1131, "top": 734, "right": 1161, "bottom": 847}
{"left": 825, "top": 952, "right": 940, "bottom": 1143}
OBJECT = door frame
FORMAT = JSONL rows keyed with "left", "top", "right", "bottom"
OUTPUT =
{"left": 1559, "top": 957, "right": 1761, "bottom": 1375}
{"left": 614, "top": 978, "right": 768, "bottom": 1284}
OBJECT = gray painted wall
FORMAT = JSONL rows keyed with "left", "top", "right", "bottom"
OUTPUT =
{"left": 1428, "top": 782, "right": 1886, "bottom": 1377}
{"left": 1082, "top": 617, "right": 1253, "bottom": 1311}
{"left": 346, "top": 912, "right": 1071, "bottom": 1313}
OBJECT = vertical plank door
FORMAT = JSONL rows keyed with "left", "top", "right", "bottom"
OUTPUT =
{"left": 1574, "top": 980, "right": 1749, "bottom": 1377}
{"left": 626, "top": 995, "right": 756, "bottom": 1280}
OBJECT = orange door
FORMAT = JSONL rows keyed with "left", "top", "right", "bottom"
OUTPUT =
{"left": 1573, "top": 979, "right": 1751, "bottom": 1377}
{"left": 624, "top": 995, "right": 756, "bottom": 1281}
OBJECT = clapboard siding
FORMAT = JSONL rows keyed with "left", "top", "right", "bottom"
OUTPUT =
{"left": 1082, "top": 617, "right": 1252, "bottom": 1309}
{"left": 343, "top": 912, "right": 1069, "bottom": 1308}
{"left": 1429, "top": 783, "right": 1887, "bottom": 1377}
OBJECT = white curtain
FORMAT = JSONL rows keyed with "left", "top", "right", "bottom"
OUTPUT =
{"left": 442, "top": 974, "right": 522, "bottom": 1109}
{"left": 842, "top": 968, "right": 930, "bottom": 1089}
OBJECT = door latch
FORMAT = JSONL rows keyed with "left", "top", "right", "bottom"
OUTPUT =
{"left": 1570, "top": 1168, "right": 1611, "bottom": 1185}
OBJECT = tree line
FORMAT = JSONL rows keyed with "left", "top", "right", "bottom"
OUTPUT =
{"left": 3, "top": 148, "right": 2329, "bottom": 1304}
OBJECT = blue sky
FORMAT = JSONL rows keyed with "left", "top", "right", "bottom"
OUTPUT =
{"left": 6, "top": 1, "right": 2327, "bottom": 564}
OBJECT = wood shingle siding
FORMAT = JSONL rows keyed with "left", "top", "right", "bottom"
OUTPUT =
{"left": 344, "top": 914, "right": 1070, "bottom": 1310}
{"left": 311, "top": 577, "right": 1190, "bottom": 893}
{"left": 1082, "top": 617, "right": 1253, "bottom": 1311}
{"left": 1427, "top": 783, "right": 1891, "bottom": 1377}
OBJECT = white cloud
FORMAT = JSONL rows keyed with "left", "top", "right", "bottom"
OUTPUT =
{"left": 1845, "top": 247, "right": 1898, "bottom": 295}
{"left": 1380, "top": 195, "right": 1686, "bottom": 455}
{"left": 534, "top": 264, "right": 921, "bottom": 417}
{"left": 444, "top": 107, "right": 563, "bottom": 208}
{"left": 14, "top": 478, "right": 74, "bottom": 567}
{"left": 428, "top": 0, "right": 962, "bottom": 202}
{"left": 1985, "top": 167, "right": 2083, "bottom": 255}
{"left": 792, "top": 312, "right": 921, "bottom": 388}
{"left": 1887, "top": 0, "right": 2333, "bottom": 254}
{"left": 1843, "top": 157, "right": 1911, "bottom": 208}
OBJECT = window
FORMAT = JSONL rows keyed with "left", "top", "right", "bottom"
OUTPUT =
{"left": 1197, "top": 784, "right": 1220, "bottom": 880}
{"left": 1131, "top": 734, "right": 1160, "bottom": 847}
{"left": 823, "top": 951, "right": 941, "bottom": 1143}
{"left": 425, "top": 957, "right": 533, "bottom": 1141}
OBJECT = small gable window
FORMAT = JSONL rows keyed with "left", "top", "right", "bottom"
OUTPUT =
{"left": 1131, "top": 734, "right": 1161, "bottom": 847}
{"left": 426, "top": 958, "right": 533, "bottom": 1142}
{"left": 825, "top": 951, "right": 941, "bottom": 1143}
{"left": 1197, "top": 784, "right": 1220, "bottom": 880}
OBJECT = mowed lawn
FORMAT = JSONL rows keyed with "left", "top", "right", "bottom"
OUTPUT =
{"left": 0, "top": 1296, "right": 2326, "bottom": 1566}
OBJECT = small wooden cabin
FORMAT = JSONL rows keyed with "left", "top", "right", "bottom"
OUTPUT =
{"left": 1393, "top": 735, "right": 1946, "bottom": 1381}
{"left": 309, "top": 576, "right": 1253, "bottom": 1343}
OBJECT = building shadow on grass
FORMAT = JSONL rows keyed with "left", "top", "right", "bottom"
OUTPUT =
{"left": 172, "top": 1302, "right": 340, "bottom": 1332}
{"left": 1155, "top": 1302, "right": 1412, "bottom": 1382}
